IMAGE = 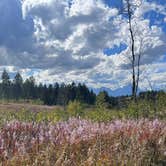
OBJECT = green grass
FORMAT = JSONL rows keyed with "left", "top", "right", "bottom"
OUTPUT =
{"left": 0, "top": 99, "right": 165, "bottom": 165}
{"left": 0, "top": 98, "right": 165, "bottom": 127}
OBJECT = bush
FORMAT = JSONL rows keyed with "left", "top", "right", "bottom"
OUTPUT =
{"left": 67, "top": 100, "right": 84, "bottom": 117}
{"left": 95, "top": 91, "right": 109, "bottom": 111}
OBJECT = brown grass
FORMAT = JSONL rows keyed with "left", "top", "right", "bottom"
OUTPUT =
{"left": 0, "top": 103, "right": 61, "bottom": 112}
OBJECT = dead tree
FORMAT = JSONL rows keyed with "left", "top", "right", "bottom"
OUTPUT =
{"left": 123, "top": 0, "right": 143, "bottom": 102}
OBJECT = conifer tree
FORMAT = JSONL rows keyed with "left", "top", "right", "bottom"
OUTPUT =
{"left": 13, "top": 72, "right": 23, "bottom": 100}
{"left": 1, "top": 69, "right": 11, "bottom": 99}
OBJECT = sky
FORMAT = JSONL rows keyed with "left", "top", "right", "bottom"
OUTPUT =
{"left": 0, "top": 0, "right": 166, "bottom": 95}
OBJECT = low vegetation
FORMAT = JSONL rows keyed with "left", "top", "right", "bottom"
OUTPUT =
{"left": 0, "top": 95, "right": 165, "bottom": 165}
{"left": 0, "top": 70, "right": 166, "bottom": 165}
{"left": 0, "top": 95, "right": 165, "bottom": 127}
{"left": 0, "top": 118, "right": 165, "bottom": 165}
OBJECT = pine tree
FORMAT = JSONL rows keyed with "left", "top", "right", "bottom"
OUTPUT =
{"left": 53, "top": 83, "right": 59, "bottom": 105}
{"left": 23, "top": 76, "right": 36, "bottom": 99}
{"left": 13, "top": 72, "right": 23, "bottom": 100}
{"left": 1, "top": 69, "right": 11, "bottom": 99}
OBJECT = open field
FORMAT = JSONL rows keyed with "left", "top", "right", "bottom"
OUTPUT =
{"left": 0, "top": 102, "right": 61, "bottom": 112}
{"left": 0, "top": 102, "right": 165, "bottom": 165}
{"left": 0, "top": 118, "right": 166, "bottom": 165}
{"left": 1, "top": 0, "right": 166, "bottom": 165}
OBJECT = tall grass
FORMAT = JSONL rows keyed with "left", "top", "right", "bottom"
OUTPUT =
{"left": 0, "top": 118, "right": 165, "bottom": 165}
{"left": 0, "top": 98, "right": 165, "bottom": 165}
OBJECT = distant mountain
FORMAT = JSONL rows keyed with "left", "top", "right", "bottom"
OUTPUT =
{"left": 93, "top": 85, "right": 166, "bottom": 97}
{"left": 93, "top": 85, "right": 132, "bottom": 97}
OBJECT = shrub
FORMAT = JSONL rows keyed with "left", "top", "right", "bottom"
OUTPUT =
{"left": 67, "top": 100, "right": 84, "bottom": 117}
{"left": 95, "top": 91, "right": 110, "bottom": 111}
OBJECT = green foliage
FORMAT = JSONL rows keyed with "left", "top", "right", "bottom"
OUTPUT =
{"left": 0, "top": 90, "right": 165, "bottom": 126}
{"left": 126, "top": 100, "right": 149, "bottom": 118}
{"left": 1, "top": 69, "right": 11, "bottom": 99}
{"left": 67, "top": 100, "right": 84, "bottom": 117}
{"left": 126, "top": 96, "right": 166, "bottom": 119}
{"left": 0, "top": 70, "right": 96, "bottom": 106}
{"left": 1, "top": 69, "right": 10, "bottom": 85}
{"left": 96, "top": 91, "right": 109, "bottom": 110}
{"left": 157, "top": 92, "right": 166, "bottom": 111}
{"left": 85, "top": 110, "right": 111, "bottom": 122}
{"left": 0, "top": 108, "right": 69, "bottom": 127}
{"left": 13, "top": 72, "right": 23, "bottom": 100}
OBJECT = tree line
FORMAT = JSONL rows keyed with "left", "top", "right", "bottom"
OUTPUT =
{"left": 0, "top": 69, "right": 165, "bottom": 108}
{"left": 0, "top": 70, "right": 96, "bottom": 106}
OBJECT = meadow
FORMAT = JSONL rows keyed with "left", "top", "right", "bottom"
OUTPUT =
{"left": 0, "top": 118, "right": 166, "bottom": 165}
{"left": 0, "top": 99, "right": 165, "bottom": 165}
{"left": 0, "top": 0, "right": 166, "bottom": 165}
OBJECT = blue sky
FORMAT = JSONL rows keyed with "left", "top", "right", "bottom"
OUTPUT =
{"left": 103, "top": 0, "right": 123, "bottom": 8}
{"left": 103, "top": 43, "right": 127, "bottom": 56}
{"left": 0, "top": 0, "right": 166, "bottom": 95}
{"left": 144, "top": 10, "right": 166, "bottom": 31}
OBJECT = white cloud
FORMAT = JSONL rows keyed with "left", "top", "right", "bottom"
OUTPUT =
{"left": 0, "top": 0, "right": 165, "bottom": 93}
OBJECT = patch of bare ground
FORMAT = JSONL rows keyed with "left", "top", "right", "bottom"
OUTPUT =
{"left": 0, "top": 103, "right": 61, "bottom": 112}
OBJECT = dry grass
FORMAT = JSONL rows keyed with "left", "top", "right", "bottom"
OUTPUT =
{"left": 0, "top": 103, "right": 61, "bottom": 112}
{"left": 0, "top": 118, "right": 165, "bottom": 165}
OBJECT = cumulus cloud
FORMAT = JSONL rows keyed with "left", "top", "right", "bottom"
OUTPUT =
{"left": 0, "top": 0, "right": 165, "bottom": 93}
{"left": 0, "top": 0, "right": 34, "bottom": 50}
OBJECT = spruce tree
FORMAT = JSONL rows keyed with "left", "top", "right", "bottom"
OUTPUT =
{"left": 13, "top": 72, "right": 23, "bottom": 100}
{"left": 1, "top": 69, "right": 11, "bottom": 99}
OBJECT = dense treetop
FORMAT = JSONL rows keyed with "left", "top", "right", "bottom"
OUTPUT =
{"left": 0, "top": 70, "right": 164, "bottom": 107}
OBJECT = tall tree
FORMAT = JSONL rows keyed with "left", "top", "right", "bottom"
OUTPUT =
{"left": 23, "top": 76, "right": 36, "bottom": 99}
{"left": 123, "top": 0, "right": 143, "bottom": 101}
{"left": 68, "top": 82, "right": 76, "bottom": 102}
{"left": 53, "top": 83, "right": 59, "bottom": 105}
{"left": 0, "top": 70, "right": 97, "bottom": 106}
{"left": 1, "top": 69, "right": 11, "bottom": 99}
{"left": 57, "top": 83, "right": 69, "bottom": 109}
{"left": 13, "top": 72, "right": 23, "bottom": 100}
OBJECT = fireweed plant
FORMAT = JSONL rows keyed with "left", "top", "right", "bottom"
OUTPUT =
{"left": 0, "top": 118, "right": 165, "bottom": 165}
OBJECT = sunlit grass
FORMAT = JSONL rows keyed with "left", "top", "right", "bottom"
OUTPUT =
{"left": 0, "top": 118, "right": 165, "bottom": 165}
{"left": 0, "top": 99, "right": 165, "bottom": 165}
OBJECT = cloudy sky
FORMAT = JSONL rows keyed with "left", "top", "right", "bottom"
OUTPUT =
{"left": 0, "top": 0, "right": 166, "bottom": 95}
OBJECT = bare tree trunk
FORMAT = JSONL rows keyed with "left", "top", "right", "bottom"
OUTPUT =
{"left": 136, "top": 40, "right": 142, "bottom": 96}
{"left": 126, "top": 0, "right": 137, "bottom": 102}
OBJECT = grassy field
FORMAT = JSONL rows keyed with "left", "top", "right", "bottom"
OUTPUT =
{"left": 0, "top": 102, "right": 60, "bottom": 111}
{"left": 0, "top": 102, "right": 165, "bottom": 165}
